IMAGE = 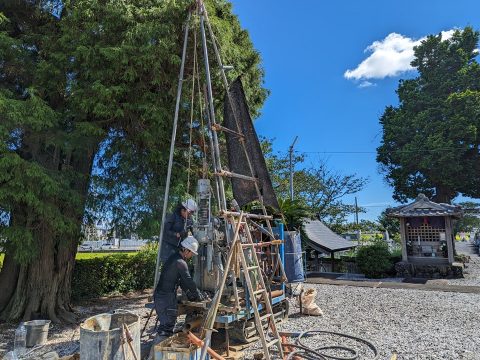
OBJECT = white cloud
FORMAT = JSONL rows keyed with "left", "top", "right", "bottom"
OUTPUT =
{"left": 344, "top": 30, "right": 456, "bottom": 81}
{"left": 358, "top": 80, "right": 376, "bottom": 88}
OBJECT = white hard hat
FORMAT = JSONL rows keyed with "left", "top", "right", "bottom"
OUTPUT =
{"left": 181, "top": 235, "right": 199, "bottom": 255}
{"left": 182, "top": 198, "right": 198, "bottom": 212}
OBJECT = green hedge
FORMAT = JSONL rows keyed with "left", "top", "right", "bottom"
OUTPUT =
{"left": 356, "top": 242, "right": 393, "bottom": 278}
{"left": 71, "top": 245, "right": 157, "bottom": 301}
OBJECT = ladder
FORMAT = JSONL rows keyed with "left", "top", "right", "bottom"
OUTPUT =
{"left": 194, "top": 2, "right": 286, "bottom": 358}
{"left": 237, "top": 215, "right": 284, "bottom": 359}
{"left": 197, "top": 0, "right": 288, "bottom": 285}
{"left": 154, "top": 1, "right": 287, "bottom": 358}
{"left": 200, "top": 212, "right": 284, "bottom": 360}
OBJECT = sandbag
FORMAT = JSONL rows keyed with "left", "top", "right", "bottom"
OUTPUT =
{"left": 299, "top": 288, "right": 323, "bottom": 316}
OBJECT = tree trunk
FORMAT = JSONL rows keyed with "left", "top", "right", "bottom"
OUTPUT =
{"left": 0, "top": 232, "right": 78, "bottom": 323}
{"left": 433, "top": 186, "right": 455, "bottom": 204}
{"left": 0, "top": 134, "right": 99, "bottom": 323}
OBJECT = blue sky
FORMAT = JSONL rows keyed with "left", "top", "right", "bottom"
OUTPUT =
{"left": 230, "top": 0, "right": 480, "bottom": 221}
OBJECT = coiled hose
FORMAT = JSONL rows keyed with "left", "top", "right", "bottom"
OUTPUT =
{"left": 282, "top": 330, "right": 379, "bottom": 360}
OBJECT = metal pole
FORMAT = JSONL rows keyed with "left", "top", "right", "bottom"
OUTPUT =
{"left": 200, "top": 9, "right": 227, "bottom": 211}
{"left": 153, "top": 12, "right": 191, "bottom": 288}
{"left": 289, "top": 136, "right": 298, "bottom": 201}
{"left": 355, "top": 196, "right": 359, "bottom": 225}
{"left": 355, "top": 197, "right": 360, "bottom": 245}
{"left": 202, "top": 4, "right": 274, "bottom": 236}
{"left": 199, "top": 213, "right": 245, "bottom": 360}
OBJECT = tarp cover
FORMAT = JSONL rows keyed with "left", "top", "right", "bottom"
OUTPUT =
{"left": 223, "top": 78, "right": 279, "bottom": 209}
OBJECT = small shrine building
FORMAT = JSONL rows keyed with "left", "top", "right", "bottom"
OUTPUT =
{"left": 387, "top": 194, "right": 463, "bottom": 266}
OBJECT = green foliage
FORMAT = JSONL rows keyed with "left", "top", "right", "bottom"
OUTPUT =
{"left": 0, "top": 0, "right": 267, "bottom": 320}
{"left": 80, "top": 0, "right": 268, "bottom": 237}
{"left": 276, "top": 198, "right": 311, "bottom": 230}
{"left": 332, "top": 219, "right": 382, "bottom": 234}
{"left": 71, "top": 245, "right": 157, "bottom": 300}
{"left": 356, "top": 242, "right": 393, "bottom": 278}
{"left": 75, "top": 252, "right": 136, "bottom": 260}
{"left": 377, "top": 210, "right": 400, "bottom": 237}
{"left": 0, "top": 0, "right": 267, "bottom": 262}
{"left": 262, "top": 138, "right": 368, "bottom": 227}
{"left": 390, "top": 248, "right": 402, "bottom": 263}
{"left": 454, "top": 201, "right": 480, "bottom": 232}
{"left": 377, "top": 27, "right": 480, "bottom": 203}
{"left": 0, "top": 5, "right": 83, "bottom": 263}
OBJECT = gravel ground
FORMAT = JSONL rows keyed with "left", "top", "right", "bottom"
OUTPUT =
{"left": 1, "top": 244, "right": 479, "bottom": 359}
{"left": 244, "top": 243, "right": 480, "bottom": 360}
{"left": 260, "top": 284, "right": 479, "bottom": 360}
{"left": 447, "top": 241, "right": 480, "bottom": 287}
{"left": 0, "top": 290, "right": 157, "bottom": 359}
{"left": 2, "top": 284, "right": 478, "bottom": 360}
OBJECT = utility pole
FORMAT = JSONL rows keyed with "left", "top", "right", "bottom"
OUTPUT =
{"left": 354, "top": 196, "right": 359, "bottom": 225}
{"left": 289, "top": 136, "right": 298, "bottom": 201}
{"left": 355, "top": 196, "right": 360, "bottom": 245}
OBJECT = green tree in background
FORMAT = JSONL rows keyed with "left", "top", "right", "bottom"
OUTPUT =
{"left": 0, "top": 0, "right": 267, "bottom": 322}
{"left": 454, "top": 201, "right": 480, "bottom": 233}
{"left": 378, "top": 210, "right": 400, "bottom": 238}
{"left": 377, "top": 27, "right": 480, "bottom": 204}
{"left": 333, "top": 219, "right": 382, "bottom": 235}
{"left": 262, "top": 138, "right": 368, "bottom": 228}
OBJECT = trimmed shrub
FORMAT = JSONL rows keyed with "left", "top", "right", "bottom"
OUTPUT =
{"left": 356, "top": 242, "right": 393, "bottom": 278}
{"left": 72, "top": 244, "right": 157, "bottom": 301}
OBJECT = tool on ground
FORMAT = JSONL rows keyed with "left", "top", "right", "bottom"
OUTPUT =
{"left": 120, "top": 325, "right": 127, "bottom": 360}
{"left": 123, "top": 323, "right": 138, "bottom": 360}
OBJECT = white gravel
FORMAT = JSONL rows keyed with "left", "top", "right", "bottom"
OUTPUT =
{"left": 244, "top": 284, "right": 479, "bottom": 360}
{"left": 447, "top": 242, "right": 480, "bottom": 287}
{"left": 244, "top": 243, "right": 480, "bottom": 360}
{"left": 1, "top": 244, "right": 479, "bottom": 359}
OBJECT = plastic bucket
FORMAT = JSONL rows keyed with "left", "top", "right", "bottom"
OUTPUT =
{"left": 23, "top": 320, "right": 51, "bottom": 347}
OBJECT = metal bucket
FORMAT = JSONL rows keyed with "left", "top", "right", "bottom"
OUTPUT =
{"left": 80, "top": 311, "right": 140, "bottom": 360}
{"left": 24, "top": 320, "right": 51, "bottom": 347}
{"left": 154, "top": 333, "right": 209, "bottom": 360}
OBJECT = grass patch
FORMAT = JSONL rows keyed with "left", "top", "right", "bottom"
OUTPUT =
{"left": 75, "top": 252, "right": 136, "bottom": 260}
{"left": 0, "top": 252, "right": 137, "bottom": 269}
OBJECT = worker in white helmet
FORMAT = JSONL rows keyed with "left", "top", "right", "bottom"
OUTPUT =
{"left": 160, "top": 198, "right": 198, "bottom": 262}
{"left": 154, "top": 235, "right": 203, "bottom": 338}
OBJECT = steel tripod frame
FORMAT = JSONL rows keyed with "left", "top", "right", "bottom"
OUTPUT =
{"left": 154, "top": 10, "right": 192, "bottom": 288}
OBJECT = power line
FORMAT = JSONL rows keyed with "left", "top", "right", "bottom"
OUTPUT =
{"left": 299, "top": 147, "right": 479, "bottom": 155}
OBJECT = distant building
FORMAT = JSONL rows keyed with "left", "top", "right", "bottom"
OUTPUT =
{"left": 81, "top": 220, "right": 113, "bottom": 242}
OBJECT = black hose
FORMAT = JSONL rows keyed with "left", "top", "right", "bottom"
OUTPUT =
{"left": 283, "top": 330, "right": 379, "bottom": 360}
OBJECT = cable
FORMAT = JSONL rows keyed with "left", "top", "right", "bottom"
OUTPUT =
{"left": 296, "top": 146, "right": 479, "bottom": 155}
{"left": 282, "top": 330, "right": 379, "bottom": 360}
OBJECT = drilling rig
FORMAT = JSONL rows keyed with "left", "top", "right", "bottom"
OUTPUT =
{"left": 152, "top": 2, "right": 303, "bottom": 359}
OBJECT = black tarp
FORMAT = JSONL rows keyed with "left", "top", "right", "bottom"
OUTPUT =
{"left": 223, "top": 78, "right": 279, "bottom": 209}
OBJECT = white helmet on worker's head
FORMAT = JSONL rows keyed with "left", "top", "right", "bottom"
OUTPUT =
{"left": 181, "top": 235, "right": 199, "bottom": 255}
{"left": 182, "top": 198, "right": 198, "bottom": 213}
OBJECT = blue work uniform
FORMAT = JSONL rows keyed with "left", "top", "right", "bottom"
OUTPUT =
{"left": 160, "top": 207, "right": 193, "bottom": 262}
{"left": 154, "top": 252, "right": 202, "bottom": 335}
